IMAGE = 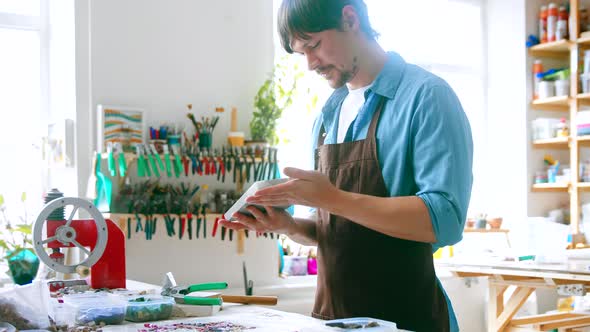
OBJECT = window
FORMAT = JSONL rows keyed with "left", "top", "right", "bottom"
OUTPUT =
{"left": 0, "top": 1, "right": 46, "bottom": 214}
{"left": 274, "top": 0, "right": 487, "bottom": 217}
{"left": 367, "top": 0, "right": 487, "bottom": 216}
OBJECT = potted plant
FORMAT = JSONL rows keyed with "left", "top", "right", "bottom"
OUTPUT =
{"left": 0, "top": 193, "right": 40, "bottom": 285}
{"left": 249, "top": 57, "right": 302, "bottom": 148}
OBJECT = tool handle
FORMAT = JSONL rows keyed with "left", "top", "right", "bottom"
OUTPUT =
{"left": 118, "top": 152, "right": 127, "bottom": 177}
{"left": 174, "top": 154, "right": 183, "bottom": 178}
{"left": 138, "top": 155, "right": 146, "bottom": 177}
{"left": 165, "top": 153, "right": 173, "bottom": 177}
{"left": 108, "top": 152, "right": 116, "bottom": 176}
{"left": 187, "top": 282, "right": 228, "bottom": 292}
{"left": 221, "top": 295, "right": 278, "bottom": 306}
{"left": 148, "top": 154, "right": 160, "bottom": 177}
{"left": 183, "top": 296, "right": 222, "bottom": 306}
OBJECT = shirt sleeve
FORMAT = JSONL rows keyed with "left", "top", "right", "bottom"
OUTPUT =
{"left": 411, "top": 83, "right": 473, "bottom": 251}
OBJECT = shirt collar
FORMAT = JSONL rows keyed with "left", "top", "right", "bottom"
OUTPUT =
{"left": 319, "top": 52, "right": 406, "bottom": 134}
{"left": 368, "top": 51, "right": 406, "bottom": 99}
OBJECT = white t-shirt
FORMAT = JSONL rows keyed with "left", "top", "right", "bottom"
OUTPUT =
{"left": 337, "top": 85, "right": 370, "bottom": 143}
{"left": 297, "top": 85, "right": 371, "bottom": 222}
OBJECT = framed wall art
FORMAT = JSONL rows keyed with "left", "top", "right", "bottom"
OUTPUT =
{"left": 97, "top": 104, "right": 145, "bottom": 153}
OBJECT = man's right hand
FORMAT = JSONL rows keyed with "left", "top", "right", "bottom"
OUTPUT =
{"left": 218, "top": 205, "right": 295, "bottom": 235}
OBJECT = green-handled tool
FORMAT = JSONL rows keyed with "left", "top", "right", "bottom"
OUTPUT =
{"left": 115, "top": 142, "right": 127, "bottom": 177}
{"left": 161, "top": 272, "right": 226, "bottom": 306}
{"left": 107, "top": 142, "right": 116, "bottom": 177}
{"left": 150, "top": 143, "right": 166, "bottom": 175}
{"left": 135, "top": 144, "right": 145, "bottom": 177}
{"left": 172, "top": 145, "right": 183, "bottom": 178}
{"left": 146, "top": 144, "right": 160, "bottom": 178}
{"left": 163, "top": 145, "right": 173, "bottom": 177}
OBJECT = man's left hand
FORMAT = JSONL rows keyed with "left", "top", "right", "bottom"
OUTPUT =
{"left": 246, "top": 167, "right": 340, "bottom": 209}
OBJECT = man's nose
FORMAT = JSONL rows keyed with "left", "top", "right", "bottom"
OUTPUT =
{"left": 306, "top": 53, "right": 319, "bottom": 71}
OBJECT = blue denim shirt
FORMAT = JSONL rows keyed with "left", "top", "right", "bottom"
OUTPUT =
{"left": 312, "top": 51, "right": 473, "bottom": 331}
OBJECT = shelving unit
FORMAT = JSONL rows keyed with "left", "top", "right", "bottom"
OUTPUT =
{"left": 532, "top": 136, "right": 569, "bottom": 148}
{"left": 532, "top": 182, "right": 570, "bottom": 192}
{"left": 529, "top": 0, "right": 584, "bottom": 241}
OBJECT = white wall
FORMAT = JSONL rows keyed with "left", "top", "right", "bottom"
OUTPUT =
{"left": 485, "top": 0, "right": 529, "bottom": 234}
{"left": 74, "top": 0, "right": 282, "bottom": 289}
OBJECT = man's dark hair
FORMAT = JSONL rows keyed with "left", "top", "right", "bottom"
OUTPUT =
{"left": 278, "top": 0, "right": 379, "bottom": 54}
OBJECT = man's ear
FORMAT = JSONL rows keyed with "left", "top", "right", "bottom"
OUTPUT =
{"left": 341, "top": 5, "right": 359, "bottom": 32}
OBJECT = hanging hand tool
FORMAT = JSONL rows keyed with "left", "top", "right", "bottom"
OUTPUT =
{"left": 107, "top": 142, "right": 116, "bottom": 177}
{"left": 179, "top": 214, "right": 185, "bottom": 240}
{"left": 259, "top": 147, "right": 269, "bottom": 180}
{"left": 196, "top": 214, "right": 202, "bottom": 239}
{"left": 190, "top": 148, "right": 198, "bottom": 175}
{"left": 212, "top": 216, "right": 220, "bottom": 238}
{"left": 203, "top": 150, "right": 210, "bottom": 175}
{"left": 255, "top": 147, "right": 265, "bottom": 181}
{"left": 196, "top": 150, "right": 203, "bottom": 176}
{"left": 268, "top": 147, "right": 277, "bottom": 180}
{"left": 145, "top": 144, "right": 160, "bottom": 178}
{"left": 210, "top": 152, "right": 217, "bottom": 175}
{"left": 150, "top": 144, "right": 165, "bottom": 176}
{"left": 172, "top": 145, "right": 183, "bottom": 178}
{"left": 165, "top": 214, "right": 176, "bottom": 237}
{"left": 127, "top": 217, "right": 131, "bottom": 239}
{"left": 182, "top": 145, "right": 190, "bottom": 176}
{"left": 248, "top": 149, "right": 256, "bottom": 182}
{"left": 135, "top": 213, "right": 143, "bottom": 233}
{"left": 135, "top": 144, "right": 147, "bottom": 177}
{"left": 115, "top": 142, "right": 127, "bottom": 177}
{"left": 187, "top": 212, "right": 193, "bottom": 240}
{"left": 163, "top": 145, "right": 173, "bottom": 177}
{"left": 202, "top": 204, "right": 208, "bottom": 238}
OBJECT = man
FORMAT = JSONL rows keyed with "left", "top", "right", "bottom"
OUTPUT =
{"left": 219, "top": 0, "right": 473, "bottom": 331}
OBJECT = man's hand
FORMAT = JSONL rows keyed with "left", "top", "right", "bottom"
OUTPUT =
{"left": 218, "top": 205, "right": 295, "bottom": 235}
{"left": 246, "top": 167, "right": 340, "bottom": 209}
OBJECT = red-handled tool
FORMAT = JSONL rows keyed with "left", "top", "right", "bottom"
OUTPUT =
{"left": 212, "top": 217, "right": 220, "bottom": 237}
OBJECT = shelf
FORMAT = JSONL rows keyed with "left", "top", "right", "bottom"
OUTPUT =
{"left": 531, "top": 96, "right": 570, "bottom": 111}
{"left": 578, "top": 135, "right": 590, "bottom": 145}
{"left": 577, "top": 182, "right": 590, "bottom": 191}
{"left": 529, "top": 40, "right": 572, "bottom": 58}
{"left": 578, "top": 92, "right": 590, "bottom": 106}
{"left": 532, "top": 137, "right": 569, "bottom": 149}
{"left": 532, "top": 183, "right": 569, "bottom": 192}
{"left": 463, "top": 229, "right": 509, "bottom": 233}
{"left": 578, "top": 35, "right": 590, "bottom": 46}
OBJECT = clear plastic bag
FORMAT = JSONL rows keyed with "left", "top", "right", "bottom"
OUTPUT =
{"left": 0, "top": 280, "right": 51, "bottom": 329}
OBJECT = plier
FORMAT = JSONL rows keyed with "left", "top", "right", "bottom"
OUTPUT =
{"left": 161, "top": 272, "right": 226, "bottom": 305}
{"left": 115, "top": 142, "right": 127, "bottom": 177}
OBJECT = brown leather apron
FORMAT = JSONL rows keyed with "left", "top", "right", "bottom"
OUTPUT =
{"left": 312, "top": 97, "right": 449, "bottom": 331}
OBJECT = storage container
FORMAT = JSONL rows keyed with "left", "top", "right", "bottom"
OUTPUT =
{"left": 125, "top": 295, "right": 174, "bottom": 322}
{"left": 581, "top": 73, "right": 590, "bottom": 93}
{"left": 555, "top": 79, "right": 569, "bottom": 96}
{"left": 62, "top": 293, "right": 126, "bottom": 325}
{"left": 532, "top": 118, "right": 560, "bottom": 140}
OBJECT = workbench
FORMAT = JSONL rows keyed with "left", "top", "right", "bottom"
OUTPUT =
{"left": 437, "top": 259, "right": 590, "bottom": 332}
{"left": 98, "top": 280, "right": 406, "bottom": 331}
{"left": 101, "top": 305, "right": 336, "bottom": 332}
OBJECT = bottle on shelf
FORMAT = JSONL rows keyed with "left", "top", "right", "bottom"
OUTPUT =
{"left": 533, "top": 60, "right": 544, "bottom": 100}
{"left": 547, "top": 3, "right": 558, "bottom": 42}
{"left": 540, "top": 5, "right": 548, "bottom": 43}
{"left": 556, "top": 118, "right": 569, "bottom": 137}
{"left": 581, "top": 7, "right": 589, "bottom": 35}
{"left": 556, "top": 6, "right": 568, "bottom": 40}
